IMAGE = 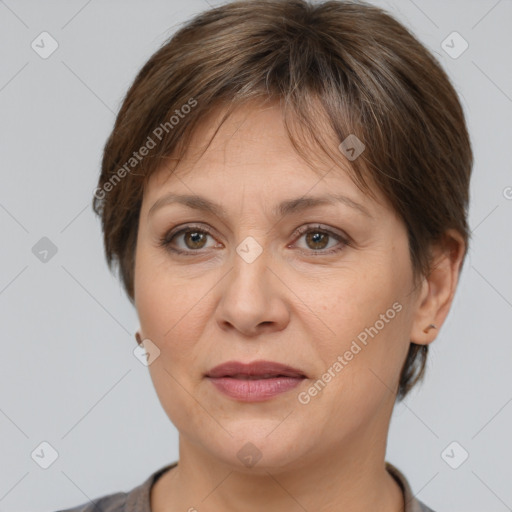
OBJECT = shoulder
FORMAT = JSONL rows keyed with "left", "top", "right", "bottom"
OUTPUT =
{"left": 417, "top": 502, "right": 436, "bottom": 512}
{"left": 54, "top": 462, "right": 178, "bottom": 512}
{"left": 55, "top": 491, "right": 127, "bottom": 512}
{"left": 385, "top": 461, "right": 437, "bottom": 512}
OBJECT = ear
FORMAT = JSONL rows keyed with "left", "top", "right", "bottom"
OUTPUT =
{"left": 410, "top": 229, "right": 466, "bottom": 345}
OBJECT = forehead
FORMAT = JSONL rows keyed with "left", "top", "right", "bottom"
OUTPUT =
{"left": 143, "top": 100, "right": 388, "bottom": 214}
{"left": 158, "top": 101, "right": 332, "bottom": 175}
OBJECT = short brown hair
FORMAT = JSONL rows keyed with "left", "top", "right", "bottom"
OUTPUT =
{"left": 93, "top": 0, "right": 472, "bottom": 400}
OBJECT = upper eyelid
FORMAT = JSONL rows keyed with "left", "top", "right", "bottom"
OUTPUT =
{"left": 168, "top": 223, "right": 216, "bottom": 238}
{"left": 166, "top": 223, "right": 348, "bottom": 246}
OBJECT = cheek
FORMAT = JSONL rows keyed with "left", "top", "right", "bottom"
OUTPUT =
{"left": 307, "top": 250, "right": 413, "bottom": 393}
{"left": 134, "top": 248, "right": 207, "bottom": 362}
{"left": 308, "top": 267, "right": 401, "bottom": 349}
{"left": 299, "top": 295, "right": 410, "bottom": 437}
{"left": 135, "top": 253, "right": 212, "bottom": 431}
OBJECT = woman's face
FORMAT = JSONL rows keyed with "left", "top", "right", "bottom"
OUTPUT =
{"left": 134, "top": 103, "right": 425, "bottom": 471}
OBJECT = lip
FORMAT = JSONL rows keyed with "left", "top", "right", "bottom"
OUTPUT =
{"left": 206, "top": 360, "right": 307, "bottom": 379}
{"left": 205, "top": 360, "right": 307, "bottom": 402}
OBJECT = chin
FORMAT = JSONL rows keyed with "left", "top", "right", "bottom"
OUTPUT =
{"left": 201, "top": 422, "right": 311, "bottom": 472}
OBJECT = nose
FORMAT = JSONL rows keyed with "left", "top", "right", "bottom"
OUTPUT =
{"left": 214, "top": 245, "right": 290, "bottom": 337}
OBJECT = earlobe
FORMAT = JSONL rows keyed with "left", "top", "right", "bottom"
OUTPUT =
{"left": 410, "top": 230, "right": 466, "bottom": 345}
{"left": 423, "top": 323, "right": 437, "bottom": 334}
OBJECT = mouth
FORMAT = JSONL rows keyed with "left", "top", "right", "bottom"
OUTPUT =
{"left": 220, "top": 374, "right": 302, "bottom": 380}
{"left": 205, "top": 360, "right": 307, "bottom": 402}
{"left": 205, "top": 360, "right": 307, "bottom": 379}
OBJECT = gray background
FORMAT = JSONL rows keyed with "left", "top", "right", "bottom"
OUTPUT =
{"left": 0, "top": 0, "right": 511, "bottom": 511}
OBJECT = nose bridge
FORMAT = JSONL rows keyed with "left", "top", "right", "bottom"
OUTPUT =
{"left": 236, "top": 233, "right": 266, "bottom": 266}
{"left": 230, "top": 235, "right": 271, "bottom": 299}
{"left": 215, "top": 235, "right": 288, "bottom": 335}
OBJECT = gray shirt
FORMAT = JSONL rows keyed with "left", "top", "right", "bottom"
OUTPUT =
{"left": 56, "top": 461, "right": 435, "bottom": 512}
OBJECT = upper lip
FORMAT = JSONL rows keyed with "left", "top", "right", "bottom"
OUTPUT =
{"left": 206, "top": 360, "right": 307, "bottom": 379}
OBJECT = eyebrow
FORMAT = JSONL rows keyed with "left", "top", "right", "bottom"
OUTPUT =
{"left": 148, "top": 192, "right": 373, "bottom": 220}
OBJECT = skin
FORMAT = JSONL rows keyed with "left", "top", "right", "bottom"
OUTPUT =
{"left": 133, "top": 100, "right": 465, "bottom": 512}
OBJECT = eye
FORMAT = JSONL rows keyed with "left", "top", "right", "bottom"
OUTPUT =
{"left": 159, "top": 223, "right": 350, "bottom": 256}
{"left": 291, "top": 224, "right": 350, "bottom": 255}
{"left": 159, "top": 224, "right": 221, "bottom": 254}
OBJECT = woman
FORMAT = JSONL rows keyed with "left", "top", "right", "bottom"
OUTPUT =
{"left": 61, "top": 0, "right": 472, "bottom": 510}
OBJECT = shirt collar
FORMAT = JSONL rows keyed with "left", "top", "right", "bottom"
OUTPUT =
{"left": 124, "top": 460, "right": 433, "bottom": 512}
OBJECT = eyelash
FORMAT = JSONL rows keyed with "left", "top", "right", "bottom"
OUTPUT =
{"left": 158, "top": 223, "right": 351, "bottom": 256}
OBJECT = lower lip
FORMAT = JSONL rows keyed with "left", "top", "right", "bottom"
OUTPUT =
{"left": 206, "top": 376, "right": 305, "bottom": 402}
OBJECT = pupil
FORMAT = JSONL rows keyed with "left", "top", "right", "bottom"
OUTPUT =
{"left": 183, "top": 230, "right": 329, "bottom": 251}
{"left": 187, "top": 231, "right": 205, "bottom": 249}
{"left": 307, "top": 231, "right": 327, "bottom": 250}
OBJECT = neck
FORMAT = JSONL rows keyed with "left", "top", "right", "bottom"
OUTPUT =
{"left": 151, "top": 416, "right": 404, "bottom": 512}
